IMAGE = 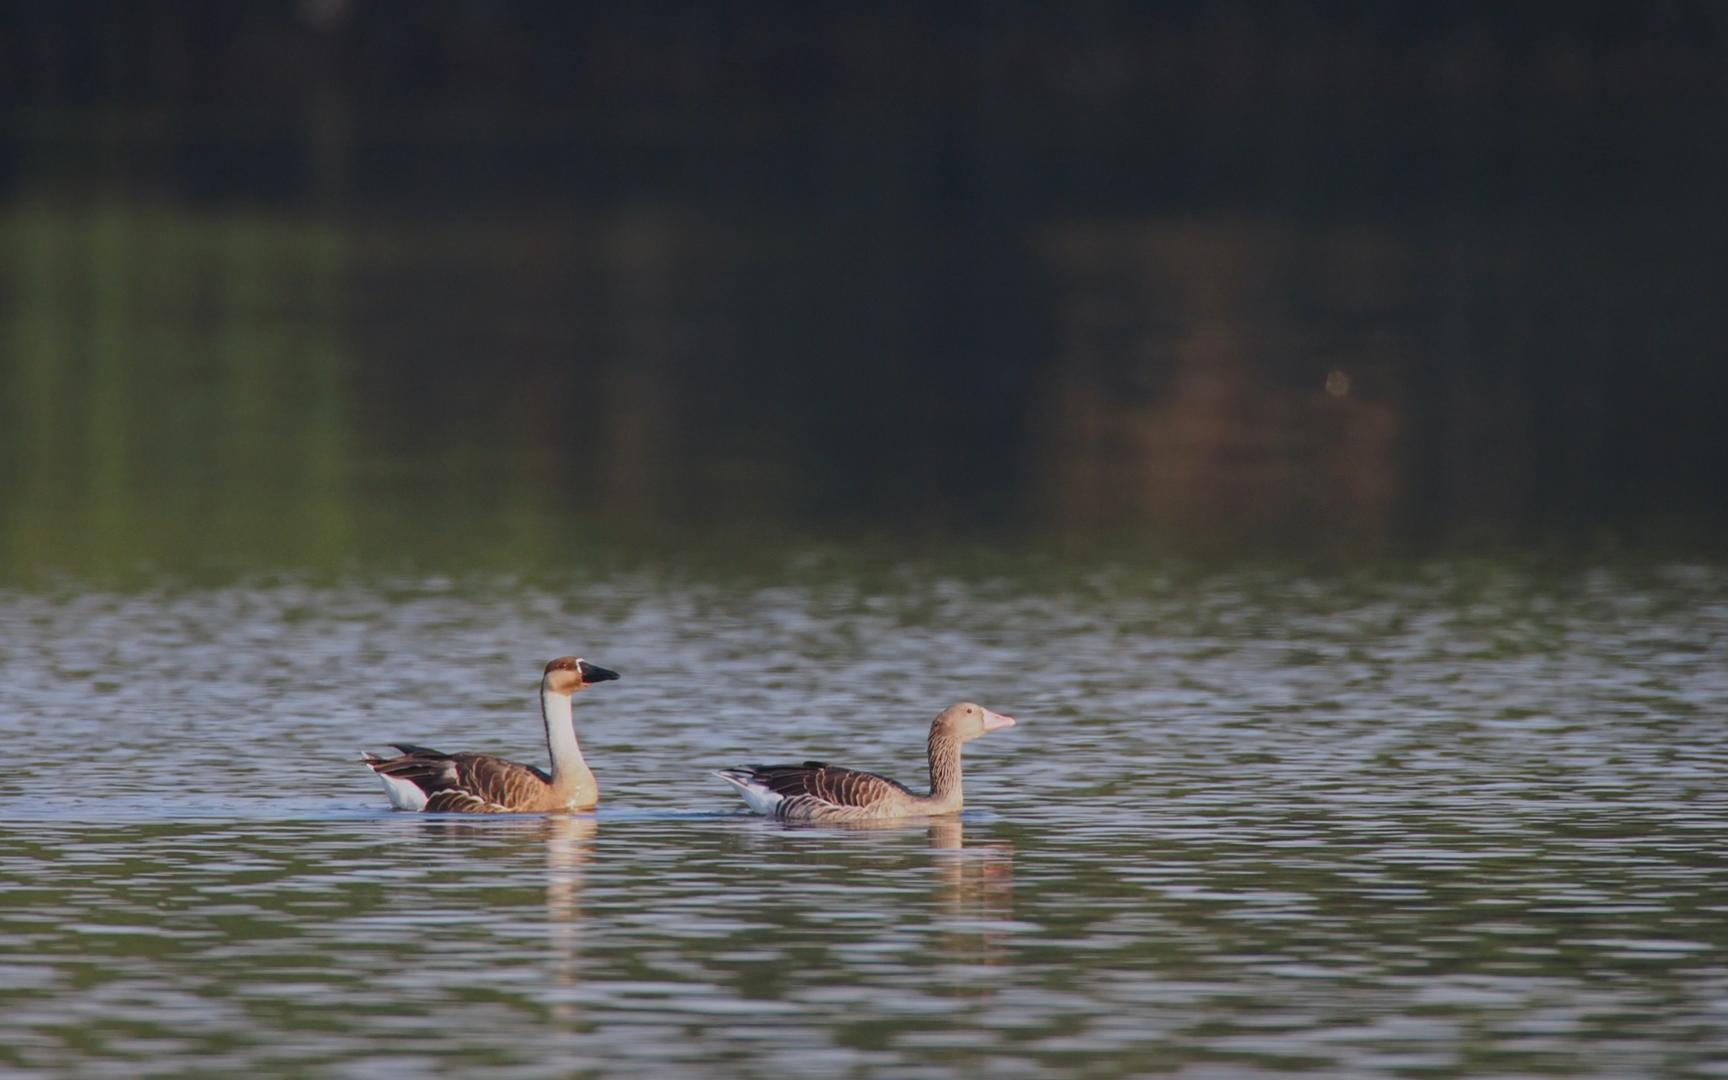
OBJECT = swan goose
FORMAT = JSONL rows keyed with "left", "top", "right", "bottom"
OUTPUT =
{"left": 715, "top": 702, "right": 1015, "bottom": 822}
{"left": 362, "top": 657, "right": 619, "bottom": 813}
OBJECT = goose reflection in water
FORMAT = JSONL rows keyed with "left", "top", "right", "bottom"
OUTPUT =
{"left": 543, "top": 815, "right": 598, "bottom": 1028}
{"left": 405, "top": 814, "right": 598, "bottom": 1028}
{"left": 927, "top": 818, "right": 1014, "bottom": 995}
{"left": 816, "top": 815, "right": 1015, "bottom": 995}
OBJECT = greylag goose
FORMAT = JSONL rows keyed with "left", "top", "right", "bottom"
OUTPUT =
{"left": 714, "top": 702, "right": 1015, "bottom": 822}
{"left": 361, "top": 657, "right": 619, "bottom": 813}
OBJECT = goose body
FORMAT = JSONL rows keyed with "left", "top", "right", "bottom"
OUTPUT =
{"left": 715, "top": 702, "right": 1015, "bottom": 822}
{"left": 361, "top": 657, "right": 618, "bottom": 813}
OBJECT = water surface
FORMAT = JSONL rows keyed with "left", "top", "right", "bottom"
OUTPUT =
{"left": 3, "top": 561, "right": 1724, "bottom": 1077}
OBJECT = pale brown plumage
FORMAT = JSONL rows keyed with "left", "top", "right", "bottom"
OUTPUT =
{"left": 362, "top": 657, "right": 619, "bottom": 813}
{"left": 715, "top": 702, "right": 1016, "bottom": 822}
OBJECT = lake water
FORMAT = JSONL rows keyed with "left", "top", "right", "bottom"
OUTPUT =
{"left": 4, "top": 90, "right": 1728, "bottom": 1075}
{"left": 3, "top": 560, "right": 1725, "bottom": 1078}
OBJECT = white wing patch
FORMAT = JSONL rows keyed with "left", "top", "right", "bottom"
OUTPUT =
{"left": 714, "top": 770, "right": 785, "bottom": 816}
{"left": 375, "top": 770, "right": 430, "bottom": 812}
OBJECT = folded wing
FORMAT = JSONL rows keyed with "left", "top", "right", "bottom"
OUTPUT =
{"left": 364, "top": 745, "right": 552, "bottom": 813}
{"left": 718, "top": 760, "right": 914, "bottom": 819}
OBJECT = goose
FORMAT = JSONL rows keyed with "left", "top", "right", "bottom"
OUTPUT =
{"left": 714, "top": 702, "right": 1016, "bottom": 822}
{"left": 361, "top": 657, "right": 619, "bottom": 813}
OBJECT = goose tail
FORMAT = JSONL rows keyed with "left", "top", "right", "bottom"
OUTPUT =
{"left": 713, "top": 767, "right": 783, "bottom": 816}
{"left": 712, "top": 767, "right": 757, "bottom": 788}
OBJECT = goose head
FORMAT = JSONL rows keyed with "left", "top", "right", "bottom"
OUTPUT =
{"left": 932, "top": 701, "right": 1016, "bottom": 743}
{"left": 542, "top": 656, "right": 621, "bottom": 696}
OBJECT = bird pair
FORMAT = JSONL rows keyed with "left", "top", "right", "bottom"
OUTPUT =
{"left": 362, "top": 656, "right": 1016, "bottom": 822}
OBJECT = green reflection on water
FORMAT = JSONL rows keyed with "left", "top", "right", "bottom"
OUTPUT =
{"left": 3, "top": 202, "right": 355, "bottom": 581}
{"left": 4, "top": 199, "right": 1725, "bottom": 588}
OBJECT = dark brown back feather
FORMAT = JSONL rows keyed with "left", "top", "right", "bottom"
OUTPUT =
{"left": 743, "top": 761, "right": 916, "bottom": 808}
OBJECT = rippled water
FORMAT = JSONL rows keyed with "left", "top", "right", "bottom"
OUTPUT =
{"left": 3, "top": 561, "right": 1726, "bottom": 1078}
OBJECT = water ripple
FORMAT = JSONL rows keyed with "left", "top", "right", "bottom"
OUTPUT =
{"left": 1, "top": 564, "right": 1725, "bottom": 1077}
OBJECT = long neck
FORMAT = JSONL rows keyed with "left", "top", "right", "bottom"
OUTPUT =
{"left": 925, "top": 727, "right": 964, "bottom": 812}
{"left": 541, "top": 688, "right": 593, "bottom": 797}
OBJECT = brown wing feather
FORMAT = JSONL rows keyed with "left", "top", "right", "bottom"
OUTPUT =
{"left": 366, "top": 747, "right": 552, "bottom": 813}
{"left": 365, "top": 746, "right": 461, "bottom": 791}
{"left": 424, "top": 788, "right": 501, "bottom": 813}
{"left": 743, "top": 761, "right": 915, "bottom": 816}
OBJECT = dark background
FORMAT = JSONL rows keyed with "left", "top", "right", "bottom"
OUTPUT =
{"left": 2, "top": 1, "right": 1725, "bottom": 574}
